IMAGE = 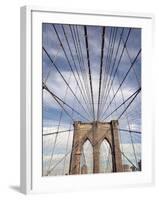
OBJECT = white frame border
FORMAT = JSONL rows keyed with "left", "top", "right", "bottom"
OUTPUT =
{"left": 20, "top": 6, "right": 154, "bottom": 194}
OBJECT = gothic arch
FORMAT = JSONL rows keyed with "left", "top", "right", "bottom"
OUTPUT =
{"left": 99, "top": 139, "right": 113, "bottom": 173}
{"left": 80, "top": 139, "right": 93, "bottom": 174}
{"left": 69, "top": 121, "right": 123, "bottom": 174}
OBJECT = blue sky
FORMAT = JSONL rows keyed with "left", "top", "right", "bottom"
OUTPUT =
{"left": 42, "top": 23, "right": 141, "bottom": 176}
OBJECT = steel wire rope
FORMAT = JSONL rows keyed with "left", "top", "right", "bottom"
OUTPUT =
{"left": 100, "top": 29, "right": 131, "bottom": 119}
{"left": 51, "top": 24, "right": 92, "bottom": 119}
{"left": 43, "top": 47, "right": 91, "bottom": 120}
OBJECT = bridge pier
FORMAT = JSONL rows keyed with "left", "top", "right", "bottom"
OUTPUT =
{"left": 69, "top": 120, "right": 123, "bottom": 175}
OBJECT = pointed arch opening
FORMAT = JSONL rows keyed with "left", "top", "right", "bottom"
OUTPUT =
{"left": 100, "top": 139, "right": 113, "bottom": 173}
{"left": 80, "top": 139, "right": 93, "bottom": 174}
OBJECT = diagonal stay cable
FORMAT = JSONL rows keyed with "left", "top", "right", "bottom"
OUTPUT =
{"left": 61, "top": 25, "right": 92, "bottom": 116}
{"left": 69, "top": 25, "right": 82, "bottom": 71}
{"left": 115, "top": 67, "right": 140, "bottom": 168}
{"left": 101, "top": 48, "right": 141, "bottom": 120}
{"left": 43, "top": 127, "right": 141, "bottom": 137}
{"left": 51, "top": 24, "right": 92, "bottom": 119}
{"left": 118, "top": 77, "right": 139, "bottom": 168}
{"left": 99, "top": 27, "right": 114, "bottom": 115}
{"left": 46, "top": 73, "right": 71, "bottom": 174}
{"left": 118, "top": 88, "right": 141, "bottom": 120}
{"left": 75, "top": 25, "right": 94, "bottom": 118}
{"left": 73, "top": 25, "right": 93, "bottom": 114}
{"left": 100, "top": 28, "right": 118, "bottom": 103}
{"left": 43, "top": 46, "right": 64, "bottom": 171}
{"left": 47, "top": 134, "right": 84, "bottom": 175}
{"left": 43, "top": 82, "right": 89, "bottom": 121}
{"left": 48, "top": 126, "right": 103, "bottom": 174}
{"left": 102, "top": 87, "right": 141, "bottom": 120}
{"left": 43, "top": 89, "right": 74, "bottom": 122}
{"left": 43, "top": 46, "right": 91, "bottom": 119}
{"left": 69, "top": 24, "right": 93, "bottom": 110}
{"left": 62, "top": 25, "right": 86, "bottom": 94}
{"left": 114, "top": 68, "right": 138, "bottom": 166}
{"left": 120, "top": 151, "right": 138, "bottom": 170}
{"left": 63, "top": 84, "right": 78, "bottom": 175}
{"left": 100, "top": 28, "right": 118, "bottom": 119}
{"left": 122, "top": 37, "right": 140, "bottom": 87}
{"left": 44, "top": 45, "right": 61, "bottom": 85}
{"left": 43, "top": 129, "right": 73, "bottom": 137}
{"left": 100, "top": 27, "right": 118, "bottom": 106}
{"left": 43, "top": 24, "right": 67, "bottom": 85}
{"left": 100, "top": 29, "right": 131, "bottom": 119}
{"left": 100, "top": 29, "right": 130, "bottom": 114}
{"left": 44, "top": 87, "right": 141, "bottom": 173}
{"left": 43, "top": 42, "right": 74, "bottom": 175}
{"left": 119, "top": 129, "right": 141, "bottom": 134}
{"left": 100, "top": 28, "right": 121, "bottom": 119}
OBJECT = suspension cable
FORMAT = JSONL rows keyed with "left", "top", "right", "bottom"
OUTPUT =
{"left": 43, "top": 46, "right": 91, "bottom": 119}
{"left": 84, "top": 25, "right": 95, "bottom": 120}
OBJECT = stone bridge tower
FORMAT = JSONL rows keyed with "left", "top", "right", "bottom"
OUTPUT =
{"left": 69, "top": 120, "right": 123, "bottom": 174}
